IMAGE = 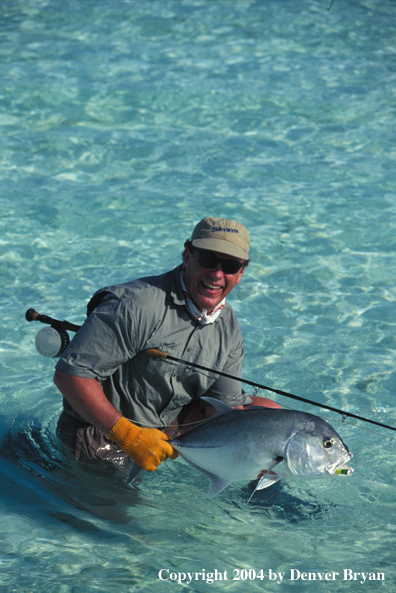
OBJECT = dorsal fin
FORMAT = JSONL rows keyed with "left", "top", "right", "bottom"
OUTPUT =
{"left": 200, "top": 396, "right": 233, "bottom": 417}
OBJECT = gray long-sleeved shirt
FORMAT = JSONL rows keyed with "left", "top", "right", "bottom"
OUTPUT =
{"left": 56, "top": 265, "right": 251, "bottom": 429}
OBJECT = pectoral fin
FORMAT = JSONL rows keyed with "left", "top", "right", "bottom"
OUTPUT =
{"left": 248, "top": 456, "right": 284, "bottom": 502}
{"left": 255, "top": 474, "right": 281, "bottom": 491}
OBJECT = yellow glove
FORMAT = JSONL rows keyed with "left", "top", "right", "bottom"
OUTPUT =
{"left": 109, "top": 417, "right": 178, "bottom": 472}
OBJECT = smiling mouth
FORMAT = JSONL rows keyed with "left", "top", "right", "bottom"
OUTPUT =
{"left": 202, "top": 281, "right": 222, "bottom": 291}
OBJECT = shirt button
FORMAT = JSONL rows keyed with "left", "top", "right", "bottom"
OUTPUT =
{"left": 187, "top": 347, "right": 191, "bottom": 352}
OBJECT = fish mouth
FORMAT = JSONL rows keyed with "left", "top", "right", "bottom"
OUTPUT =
{"left": 326, "top": 449, "right": 353, "bottom": 475}
{"left": 335, "top": 464, "right": 354, "bottom": 476}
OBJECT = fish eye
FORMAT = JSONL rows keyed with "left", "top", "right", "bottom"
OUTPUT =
{"left": 323, "top": 437, "right": 334, "bottom": 449}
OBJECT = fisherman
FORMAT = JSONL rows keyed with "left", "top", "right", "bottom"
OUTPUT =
{"left": 53, "top": 216, "right": 280, "bottom": 471}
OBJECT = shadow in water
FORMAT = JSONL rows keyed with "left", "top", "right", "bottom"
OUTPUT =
{"left": 237, "top": 479, "right": 337, "bottom": 523}
{"left": 0, "top": 416, "right": 147, "bottom": 527}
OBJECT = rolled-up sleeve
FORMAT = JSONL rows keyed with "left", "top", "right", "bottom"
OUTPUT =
{"left": 55, "top": 296, "right": 136, "bottom": 381}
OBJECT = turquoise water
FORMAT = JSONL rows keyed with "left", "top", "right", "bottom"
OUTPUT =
{"left": 1, "top": 0, "right": 396, "bottom": 590}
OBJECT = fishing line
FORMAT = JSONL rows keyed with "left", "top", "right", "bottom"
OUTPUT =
{"left": 282, "top": 400, "right": 396, "bottom": 442}
{"left": 321, "top": 414, "right": 396, "bottom": 442}
{"left": 126, "top": 409, "right": 396, "bottom": 442}
{"left": 125, "top": 418, "right": 210, "bottom": 429}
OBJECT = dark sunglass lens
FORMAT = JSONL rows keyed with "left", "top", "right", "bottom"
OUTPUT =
{"left": 197, "top": 251, "right": 242, "bottom": 274}
{"left": 198, "top": 252, "right": 219, "bottom": 268}
{"left": 222, "top": 260, "right": 242, "bottom": 274}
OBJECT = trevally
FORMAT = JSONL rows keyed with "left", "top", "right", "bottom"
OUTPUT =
{"left": 127, "top": 397, "right": 353, "bottom": 498}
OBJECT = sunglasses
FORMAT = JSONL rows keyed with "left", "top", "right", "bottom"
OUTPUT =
{"left": 192, "top": 249, "right": 245, "bottom": 275}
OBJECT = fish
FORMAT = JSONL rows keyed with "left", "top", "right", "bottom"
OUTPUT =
{"left": 127, "top": 397, "right": 353, "bottom": 498}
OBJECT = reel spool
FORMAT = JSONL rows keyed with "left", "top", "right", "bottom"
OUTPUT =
{"left": 34, "top": 326, "right": 70, "bottom": 358}
{"left": 26, "top": 308, "right": 80, "bottom": 358}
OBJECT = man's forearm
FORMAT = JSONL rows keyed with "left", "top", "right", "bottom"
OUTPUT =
{"left": 53, "top": 370, "right": 121, "bottom": 433}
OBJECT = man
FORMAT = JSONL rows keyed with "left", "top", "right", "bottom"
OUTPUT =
{"left": 54, "top": 216, "right": 279, "bottom": 472}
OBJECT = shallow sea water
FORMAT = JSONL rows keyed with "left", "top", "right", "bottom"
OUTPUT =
{"left": 1, "top": 0, "right": 396, "bottom": 591}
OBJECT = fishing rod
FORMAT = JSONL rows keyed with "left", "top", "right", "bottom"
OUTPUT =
{"left": 144, "top": 348, "right": 396, "bottom": 433}
{"left": 26, "top": 309, "right": 396, "bottom": 433}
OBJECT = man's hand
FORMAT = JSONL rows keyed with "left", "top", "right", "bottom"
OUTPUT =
{"left": 109, "top": 417, "right": 178, "bottom": 471}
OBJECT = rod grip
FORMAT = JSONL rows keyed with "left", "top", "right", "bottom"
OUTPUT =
{"left": 143, "top": 348, "right": 168, "bottom": 360}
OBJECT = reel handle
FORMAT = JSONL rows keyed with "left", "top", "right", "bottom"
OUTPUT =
{"left": 25, "top": 309, "right": 81, "bottom": 333}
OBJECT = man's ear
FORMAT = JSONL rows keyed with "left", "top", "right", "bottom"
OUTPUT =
{"left": 182, "top": 247, "right": 191, "bottom": 265}
{"left": 235, "top": 266, "right": 246, "bottom": 285}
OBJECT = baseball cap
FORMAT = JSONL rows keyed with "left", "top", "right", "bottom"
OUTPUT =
{"left": 191, "top": 217, "right": 250, "bottom": 260}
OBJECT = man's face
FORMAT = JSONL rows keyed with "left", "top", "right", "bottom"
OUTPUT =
{"left": 183, "top": 247, "right": 246, "bottom": 312}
